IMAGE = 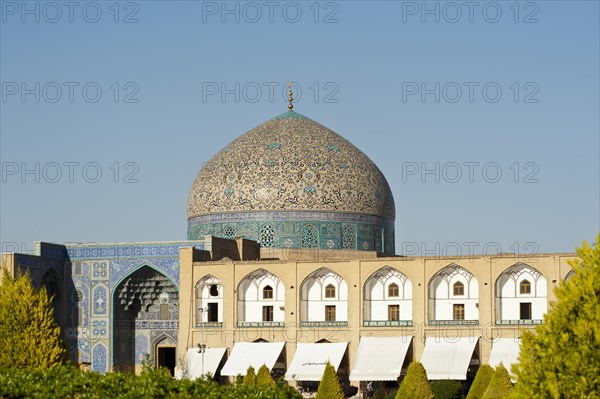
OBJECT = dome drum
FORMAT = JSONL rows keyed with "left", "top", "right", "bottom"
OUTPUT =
{"left": 187, "top": 212, "right": 395, "bottom": 253}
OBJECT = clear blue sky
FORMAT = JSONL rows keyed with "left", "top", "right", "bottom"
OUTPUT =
{"left": 1, "top": 0, "right": 598, "bottom": 256}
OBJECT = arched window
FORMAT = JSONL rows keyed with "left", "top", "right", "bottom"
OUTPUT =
{"left": 453, "top": 281, "right": 464, "bottom": 296}
{"left": 388, "top": 283, "right": 399, "bottom": 297}
{"left": 209, "top": 285, "right": 219, "bottom": 297}
{"left": 302, "top": 224, "right": 318, "bottom": 248}
{"left": 520, "top": 280, "right": 531, "bottom": 294}
{"left": 325, "top": 284, "right": 336, "bottom": 298}
{"left": 263, "top": 285, "right": 274, "bottom": 299}
{"left": 259, "top": 225, "right": 275, "bottom": 247}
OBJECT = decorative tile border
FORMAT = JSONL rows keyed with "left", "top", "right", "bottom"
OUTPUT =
{"left": 363, "top": 320, "right": 413, "bottom": 327}
{"left": 428, "top": 320, "right": 480, "bottom": 326}
{"left": 495, "top": 319, "right": 543, "bottom": 325}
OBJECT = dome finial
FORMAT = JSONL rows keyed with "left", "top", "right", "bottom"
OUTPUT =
{"left": 287, "top": 81, "right": 294, "bottom": 111}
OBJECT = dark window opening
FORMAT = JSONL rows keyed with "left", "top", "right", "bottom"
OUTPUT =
{"left": 453, "top": 282, "right": 465, "bottom": 296}
{"left": 263, "top": 285, "right": 274, "bottom": 299}
{"left": 520, "top": 302, "right": 532, "bottom": 320}
{"left": 388, "top": 283, "right": 399, "bottom": 297}
{"left": 263, "top": 306, "right": 274, "bottom": 322}
{"left": 209, "top": 285, "right": 219, "bottom": 297}
{"left": 208, "top": 303, "right": 219, "bottom": 322}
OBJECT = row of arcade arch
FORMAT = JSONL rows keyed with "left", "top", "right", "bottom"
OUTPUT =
{"left": 196, "top": 263, "right": 571, "bottom": 326}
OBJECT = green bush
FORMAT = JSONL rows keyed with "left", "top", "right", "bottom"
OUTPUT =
{"left": 431, "top": 380, "right": 464, "bottom": 399}
{"left": 0, "top": 364, "right": 303, "bottom": 399}
{"left": 466, "top": 365, "right": 494, "bottom": 399}
{"left": 0, "top": 267, "right": 69, "bottom": 371}
{"left": 483, "top": 364, "right": 513, "bottom": 399}
{"left": 316, "top": 361, "right": 344, "bottom": 399}
{"left": 256, "top": 364, "right": 275, "bottom": 388}
{"left": 395, "top": 362, "right": 434, "bottom": 399}
{"left": 243, "top": 365, "right": 256, "bottom": 386}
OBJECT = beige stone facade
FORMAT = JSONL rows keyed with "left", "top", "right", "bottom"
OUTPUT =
{"left": 177, "top": 242, "right": 577, "bottom": 382}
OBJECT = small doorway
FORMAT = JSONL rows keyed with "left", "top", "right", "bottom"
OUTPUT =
{"left": 156, "top": 346, "right": 176, "bottom": 376}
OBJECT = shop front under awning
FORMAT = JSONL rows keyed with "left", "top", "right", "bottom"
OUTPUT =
{"left": 421, "top": 337, "right": 479, "bottom": 380}
{"left": 349, "top": 336, "right": 413, "bottom": 381}
{"left": 176, "top": 347, "right": 227, "bottom": 380}
{"left": 220, "top": 342, "right": 285, "bottom": 377}
{"left": 285, "top": 342, "right": 348, "bottom": 381}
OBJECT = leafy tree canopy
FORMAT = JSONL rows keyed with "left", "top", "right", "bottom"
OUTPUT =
{"left": 0, "top": 267, "right": 68, "bottom": 371}
{"left": 512, "top": 234, "right": 600, "bottom": 398}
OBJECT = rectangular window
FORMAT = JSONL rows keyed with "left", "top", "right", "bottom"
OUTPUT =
{"left": 325, "top": 305, "right": 336, "bottom": 321}
{"left": 207, "top": 303, "right": 219, "bottom": 322}
{"left": 262, "top": 306, "right": 274, "bottom": 322}
{"left": 160, "top": 304, "right": 169, "bottom": 320}
{"left": 388, "top": 305, "right": 400, "bottom": 321}
{"left": 520, "top": 302, "right": 532, "bottom": 320}
{"left": 453, "top": 304, "right": 465, "bottom": 320}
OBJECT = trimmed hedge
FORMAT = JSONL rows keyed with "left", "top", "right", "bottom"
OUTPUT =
{"left": 0, "top": 365, "right": 303, "bottom": 399}
{"left": 430, "top": 380, "right": 464, "bottom": 399}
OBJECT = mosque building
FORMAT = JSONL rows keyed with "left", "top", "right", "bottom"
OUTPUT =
{"left": 1, "top": 90, "right": 577, "bottom": 393}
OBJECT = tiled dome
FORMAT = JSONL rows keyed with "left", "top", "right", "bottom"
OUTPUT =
{"left": 187, "top": 111, "right": 396, "bottom": 252}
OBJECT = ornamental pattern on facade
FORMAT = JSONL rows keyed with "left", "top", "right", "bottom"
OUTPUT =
{"left": 186, "top": 112, "right": 395, "bottom": 219}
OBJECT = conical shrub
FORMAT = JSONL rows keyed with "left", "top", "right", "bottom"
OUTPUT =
{"left": 243, "top": 365, "right": 256, "bottom": 386}
{"left": 316, "top": 361, "right": 344, "bottom": 399}
{"left": 483, "top": 364, "right": 513, "bottom": 399}
{"left": 395, "top": 362, "right": 434, "bottom": 399}
{"left": 256, "top": 364, "right": 275, "bottom": 388}
{"left": 466, "top": 365, "right": 494, "bottom": 399}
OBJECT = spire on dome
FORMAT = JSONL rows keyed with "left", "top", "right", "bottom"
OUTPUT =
{"left": 287, "top": 81, "right": 294, "bottom": 111}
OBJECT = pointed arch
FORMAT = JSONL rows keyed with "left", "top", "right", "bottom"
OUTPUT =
{"left": 565, "top": 269, "right": 575, "bottom": 281}
{"left": 111, "top": 265, "right": 179, "bottom": 371}
{"left": 495, "top": 263, "right": 547, "bottom": 323}
{"left": 428, "top": 264, "right": 479, "bottom": 323}
{"left": 196, "top": 275, "right": 223, "bottom": 324}
{"left": 363, "top": 266, "right": 412, "bottom": 325}
{"left": 237, "top": 269, "right": 285, "bottom": 324}
{"left": 300, "top": 268, "right": 348, "bottom": 323}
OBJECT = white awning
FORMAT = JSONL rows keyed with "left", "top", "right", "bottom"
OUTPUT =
{"left": 421, "top": 337, "right": 479, "bottom": 380}
{"left": 177, "top": 347, "right": 227, "bottom": 380}
{"left": 220, "top": 342, "right": 285, "bottom": 376}
{"left": 350, "top": 336, "right": 412, "bottom": 381}
{"left": 489, "top": 338, "right": 520, "bottom": 378}
{"left": 285, "top": 342, "right": 348, "bottom": 381}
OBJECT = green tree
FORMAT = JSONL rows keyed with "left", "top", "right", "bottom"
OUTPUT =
{"left": 483, "top": 364, "right": 513, "bottom": 399}
{"left": 512, "top": 234, "right": 600, "bottom": 398}
{"left": 243, "top": 365, "right": 257, "bottom": 386}
{"left": 466, "top": 365, "right": 494, "bottom": 399}
{"left": 395, "top": 362, "right": 434, "bottom": 399}
{"left": 431, "top": 380, "right": 464, "bottom": 399}
{"left": 256, "top": 364, "right": 276, "bottom": 388}
{"left": 316, "top": 361, "right": 344, "bottom": 399}
{"left": 0, "top": 267, "right": 68, "bottom": 371}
